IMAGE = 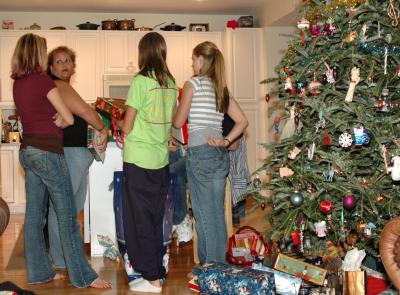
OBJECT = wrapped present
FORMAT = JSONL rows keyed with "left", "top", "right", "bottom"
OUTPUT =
{"left": 95, "top": 97, "right": 126, "bottom": 121}
{"left": 195, "top": 262, "right": 275, "bottom": 295}
{"left": 253, "top": 264, "right": 302, "bottom": 295}
{"left": 273, "top": 254, "right": 327, "bottom": 286}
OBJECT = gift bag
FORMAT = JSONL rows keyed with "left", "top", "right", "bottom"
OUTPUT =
{"left": 226, "top": 225, "right": 268, "bottom": 266}
{"left": 342, "top": 270, "right": 366, "bottom": 295}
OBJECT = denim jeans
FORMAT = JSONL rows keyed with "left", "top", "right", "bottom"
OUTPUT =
{"left": 20, "top": 146, "right": 98, "bottom": 287}
{"left": 186, "top": 144, "right": 229, "bottom": 264}
{"left": 169, "top": 150, "right": 187, "bottom": 225}
{"left": 48, "top": 147, "right": 94, "bottom": 269}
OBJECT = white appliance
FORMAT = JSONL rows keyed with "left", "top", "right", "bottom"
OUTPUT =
{"left": 103, "top": 74, "right": 135, "bottom": 98}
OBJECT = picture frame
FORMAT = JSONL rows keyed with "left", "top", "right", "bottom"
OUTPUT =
{"left": 189, "top": 23, "right": 209, "bottom": 32}
{"left": 273, "top": 253, "right": 327, "bottom": 286}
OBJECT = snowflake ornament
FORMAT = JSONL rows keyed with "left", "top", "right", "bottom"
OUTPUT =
{"left": 339, "top": 132, "right": 353, "bottom": 148}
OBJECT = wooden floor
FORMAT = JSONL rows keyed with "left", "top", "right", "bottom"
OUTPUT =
{"left": 0, "top": 206, "right": 266, "bottom": 294}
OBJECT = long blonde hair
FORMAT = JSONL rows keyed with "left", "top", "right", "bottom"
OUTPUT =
{"left": 193, "top": 41, "right": 229, "bottom": 113}
{"left": 11, "top": 33, "right": 47, "bottom": 80}
{"left": 137, "top": 32, "right": 175, "bottom": 87}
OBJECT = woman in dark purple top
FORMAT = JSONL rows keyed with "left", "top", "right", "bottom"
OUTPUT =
{"left": 11, "top": 33, "right": 111, "bottom": 289}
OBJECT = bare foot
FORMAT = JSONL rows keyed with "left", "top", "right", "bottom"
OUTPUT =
{"left": 53, "top": 273, "right": 67, "bottom": 281}
{"left": 89, "top": 278, "right": 112, "bottom": 289}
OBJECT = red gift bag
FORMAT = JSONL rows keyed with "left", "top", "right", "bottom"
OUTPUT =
{"left": 226, "top": 226, "right": 268, "bottom": 266}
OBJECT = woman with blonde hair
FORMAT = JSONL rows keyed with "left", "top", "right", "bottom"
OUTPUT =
{"left": 11, "top": 33, "right": 110, "bottom": 289}
{"left": 173, "top": 41, "right": 248, "bottom": 264}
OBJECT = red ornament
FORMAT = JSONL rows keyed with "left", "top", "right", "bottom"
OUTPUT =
{"left": 291, "top": 230, "right": 300, "bottom": 245}
{"left": 321, "top": 129, "right": 331, "bottom": 146}
{"left": 320, "top": 200, "right": 333, "bottom": 215}
{"left": 260, "top": 202, "right": 266, "bottom": 210}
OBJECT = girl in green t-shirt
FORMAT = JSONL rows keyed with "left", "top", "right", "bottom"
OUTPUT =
{"left": 117, "top": 32, "right": 178, "bottom": 294}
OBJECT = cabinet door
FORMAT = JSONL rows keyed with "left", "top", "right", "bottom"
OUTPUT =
{"left": 0, "top": 148, "right": 14, "bottom": 203}
{"left": 38, "top": 30, "right": 66, "bottom": 52}
{"left": 186, "top": 32, "right": 223, "bottom": 82}
{"left": 67, "top": 31, "right": 103, "bottom": 103}
{"left": 103, "top": 31, "right": 137, "bottom": 74}
{"left": 224, "top": 29, "right": 266, "bottom": 172}
{"left": 0, "top": 31, "right": 23, "bottom": 105}
{"left": 160, "top": 32, "right": 188, "bottom": 88}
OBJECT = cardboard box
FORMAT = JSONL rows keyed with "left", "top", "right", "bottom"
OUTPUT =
{"left": 273, "top": 253, "right": 327, "bottom": 286}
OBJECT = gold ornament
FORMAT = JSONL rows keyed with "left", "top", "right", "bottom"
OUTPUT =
{"left": 376, "top": 194, "right": 385, "bottom": 203}
{"left": 388, "top": 0, "right": 400, "bottom": 27}
{"left": 304, "top": 0, "right": 365, "bottom": 23}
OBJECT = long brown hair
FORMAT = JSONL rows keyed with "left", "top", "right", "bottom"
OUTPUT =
{"left": 11, "top": 33, "right": 47, "bottom": 80}
{"left": 137, "top": 32, "right": 175, "bottom": 87}
{"left": 193, "top": 41, "right": 229, "bottom": 113}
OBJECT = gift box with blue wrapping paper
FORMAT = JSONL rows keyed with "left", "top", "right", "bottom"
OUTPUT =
{"left": 193, "top": 262, "right": 275, "bottom": 295}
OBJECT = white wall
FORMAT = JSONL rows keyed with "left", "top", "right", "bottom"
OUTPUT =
{"left": 256, "top": 0, "right": 302, "bottom": 27}
{"left": 0, "top": 11, "right": 242, "bottom": 32}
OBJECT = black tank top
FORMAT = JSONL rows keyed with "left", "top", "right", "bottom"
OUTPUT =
{"left": 49, "top": 73, "right": 88, "bottom": 147}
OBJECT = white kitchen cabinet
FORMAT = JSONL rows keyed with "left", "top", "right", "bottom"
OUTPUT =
{"left": 103, "top": 31, "right": 138, "bottom": 75}
{"left": 0, "top": 143, "right": 25, "bottom": 213}
{"left": 223, "top": 28, "right": 266, "bottom": 173}
{"left": 0, "top": 30, "right": 66, "bottom": 106}
{"left": 67, "top": 31, "right": 103, "bottom": 104}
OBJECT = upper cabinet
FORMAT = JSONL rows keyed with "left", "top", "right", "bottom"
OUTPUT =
{"left": 103, "top": 31, "right": 138, "bottom": 75}
{"left": 67, "top": 31, "right": 103, "bottom": 103}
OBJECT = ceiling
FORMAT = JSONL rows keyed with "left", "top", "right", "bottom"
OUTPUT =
{"left": 0, "top": 0, "right": 269, "bottom": 15}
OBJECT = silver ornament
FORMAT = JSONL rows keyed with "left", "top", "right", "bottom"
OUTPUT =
{"left": 290, "top": 191, "right": 304, "bottom": 207}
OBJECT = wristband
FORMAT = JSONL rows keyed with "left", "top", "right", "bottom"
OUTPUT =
{"left": 98, "top": 125, "right": 106, "bottom": 132}
{"left": 351, "top": 80, "right": 357, "bottom": 84}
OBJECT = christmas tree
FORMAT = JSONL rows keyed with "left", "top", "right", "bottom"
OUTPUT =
{"left": 251, "top": 0, "right": 400, "bottom": 256}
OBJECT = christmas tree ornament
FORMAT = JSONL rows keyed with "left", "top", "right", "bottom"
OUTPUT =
{"left": 387, "top": 0, "right": 400, "bottom": 27}
{"left": 364, "top": 222, "right": 376, "bottom": 238}
{"left": 387, "top": 156, "right": 400, "bottom": 181}
{"left": 338, "top": 132, "right": 353, "bottom": 148}
{"left": 260, "top": 202, "right": 266, "bottom": 210}
{"left": 310, "top": 23, "right": 322, "bottom": 36}
{"left": 381, "top": 144, "right": 389, "bottom": 173}
{"left": 353, "top": 126, "right": 369, "bottom": 147}
{"left": 295, "top": 80, "right": 307, "bottom": 95}
{"left": 361, "top": 177, "right": 368, "bottom": 188}
{"left": 345, "top": 67, "right": 360, "bottom": 102}
{"left": 252, "top": 174, "right": 261, "bottom": 187}
{"left": 324, "top": 62, "right": 336, "bottom": 83}
{"left": 308, "top": 81, "right": 322, "bottom": 95}
{"left": 320, "top": 200, "right": 333, "bottom": 215}
{"left": 378, "top": 88, "right": 391, "bottom": 112}
{"left": 290, "top": 191, "right": 304, "bottom": 207}
{"left": 297, "top": 17, "right": 310, "bottom": 44}
{"left": 284, "top": 77, "right": 293, "bottom": 92}
{"left": 357, "top": 219, "right": 367, "bottom": 233}
{"left": 288, "top": 146, "right": 301, "bottom": 159}
{"left": 323, "top": 162, "right": 334, "bottom": 182}
{"left": 376, "top": 97, "right": 384, "bottom": 110}
{"left": 307, "top": 142, "right": 316, "bottom": 160}
{"left": 274, "top": 117, "right": 280, "bottom": 134}
{"left": 324, "top": 17, "right": 336, "bottom": 38}
{"left": 279, "top": 167, "right": 294, "bottom": 178}
{"left": 343, "top": 193, "right": 357, "bottom": 210}
{"left": 344, "top": 31, "right": 357, "bottom": 43}
{"left": 291, "top": 227, "right": 300, "bottom": 245}
{"left": 321, "top": 129, "right": 331, "bottom": 147}
{"left": 314, "top": 220, "right": 327, "bottom": 237}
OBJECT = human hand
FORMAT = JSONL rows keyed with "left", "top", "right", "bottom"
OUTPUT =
{"left": 96, "top": 127, "right": 109, "bottom": 153}
{"left": 53, "top": 113, "right": 70, "bottom": 128}
{"left": 207, "top": 137, "right": 228, "bottom": 147}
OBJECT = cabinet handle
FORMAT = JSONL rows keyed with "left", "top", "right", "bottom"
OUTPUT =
{"left": 126, "top": 62, "right": 134, "bottom": 73}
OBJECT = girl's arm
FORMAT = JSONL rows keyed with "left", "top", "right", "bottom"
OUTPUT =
{"left": 208, "top": 98, "right": 248, "bottom": 147}
{"left": 47, "top": 87, "right": 74, "bottom": 128}
{"left": 116, "top": 106, "right": 137, "bottom": 134}
{"left": 173, "top": 81, "right": 192, "bottom": 128}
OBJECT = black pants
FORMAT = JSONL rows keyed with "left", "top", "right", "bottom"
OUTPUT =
{"left": 122, "top": 162, "right": 169, "bottom": 281}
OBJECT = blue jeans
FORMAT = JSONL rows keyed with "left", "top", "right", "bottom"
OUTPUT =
{"left": 48, "top": 147, "right": 94, "bottom": 269}
{"left": 169, "top": 150, "right": 187, "bottom": 225}
{"left": 20, "top": 146, "right": 98, "bottom": 287}
{"left": 186, "top": 144, "right": 229, "bottom": 264}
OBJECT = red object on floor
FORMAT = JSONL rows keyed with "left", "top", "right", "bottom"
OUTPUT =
{"left": 367, "top": 275, "right": 389, "bottom": 295}
{"left": 188, "top": 278, "right": 199, "bottom": 292}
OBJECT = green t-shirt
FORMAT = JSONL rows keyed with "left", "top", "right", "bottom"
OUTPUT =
{"left": 123, "top": 73, "right": 178, "bottom": 169}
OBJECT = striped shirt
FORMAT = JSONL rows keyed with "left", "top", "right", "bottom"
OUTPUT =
{"left": 187, "top": 76, "right": 224, "bottom": 147}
